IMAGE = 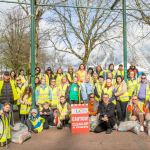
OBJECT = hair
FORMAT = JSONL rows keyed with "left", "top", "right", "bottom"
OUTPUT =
{"left": 89, "top": 93, "right": 95, "bottom": 97}
{"left": 119, "top": 64, "right": 123, "bottom": 67}
{"left": 99, "top": 75, "right": 104, "bottom": 79}
{"left": 87, "top": 67, "right": 94, "bottom": 76}
{"left": 116, "top": 75, "right": 123, "bottom": 83}
{"left": 42, "top": 102, "right": 50, "bottom": 106}
{"left": 22, "top": 86, "right": 32, "bottom": 100}
{"left": 10, "top": 70, "right": 17, "bottom": 79}
{"left": 56, "top": 67, "right": 63, "bottom": 75}
{"left": 45, "top": 67, "right": 54, "bottom": 76}
{"left": 60, "top": 95, "right": 66, "bottom": 99}
{"left": 35, "top": 67, "right": 41, "bottom": 73}
{"left": 96, "top": 65, "right": 103, "bottom": 74}
{"left": 3, "top": 102, "right": 11, "bottom": 107}
{"left": 108, "top": 63, "right": 114, "bottom": 69}
{"left": 78, "top": 64, "right": 86, "bottom": 70}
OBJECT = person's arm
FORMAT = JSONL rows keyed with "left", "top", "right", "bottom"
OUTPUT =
{"left": 35, "top": 87, "right": 39, "bottom": 105}
{"left": 115, "top": 82, "right": 127, "bottom": 97}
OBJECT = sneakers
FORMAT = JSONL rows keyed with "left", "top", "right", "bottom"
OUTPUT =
{"left": 140, "top": 126, "right": 144, "bottom": 132}
{"left": 106, "top": 128, "right": 112, "bottom": 134}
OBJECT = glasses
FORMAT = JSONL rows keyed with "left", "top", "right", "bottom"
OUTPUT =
{"left": 90, "top": 96, "right": 94, "bottom": 98}
{"left": 132, "top": 98, "right": 137, "bottom": 100}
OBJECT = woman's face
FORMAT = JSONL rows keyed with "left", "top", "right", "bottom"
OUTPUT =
{"left": 11, "top": 72, "right": 15, "bottom": 77}
{"left": 109, "top": 65, "right": 114, "bottom": 70}
{"left": 96, "top": 66, "right": 101, "bottom": 72}
{"left": 117, "top": 77, "right": 122, "bottom": 84}
{"left": 51, "top": 80, "right": 56, "bottom": 86}
{"left": 58, "top": 68, "right": 62, "bottom": 74}
{"left": 68, "top": 67, "right": 73, "bottom": 73}
{"left": 106, "top": 79, "right": 112, "bottom": 87}
{"left": 62, "top": 77, "right": 67, "bottom": 83}
{"left": 107, "top": 73, "right": 113, "bottom": 79}
{"left": 35, "top": 78, "right": 40, "bottom": 84}
{"left": 80, "top": 65, "right": 85, "bottom": 70}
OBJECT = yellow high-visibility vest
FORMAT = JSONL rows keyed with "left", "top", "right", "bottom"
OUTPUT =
{"left": 127, "top": 79, "right": 138, "bottom": 97}
{"left": 50, "top": 86, "right": 59, "bottom": 107}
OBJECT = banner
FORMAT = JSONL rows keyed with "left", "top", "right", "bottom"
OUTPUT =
{"left": 71, "top": 104, "right": 89, "bottom": 134}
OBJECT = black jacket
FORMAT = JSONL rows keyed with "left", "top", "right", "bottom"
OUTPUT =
{"left": 98, "top": 102, "right": 116, "bottom": 120}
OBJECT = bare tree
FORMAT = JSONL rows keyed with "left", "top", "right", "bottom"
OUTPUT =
{"left": 46, "top": 0, "right": 121, "bottom": 65}
{"left": 18, "top": 0, "right": 68, "bottom": 65}
{"left": 0, "top": 9, "right": 30, "bottom": 70}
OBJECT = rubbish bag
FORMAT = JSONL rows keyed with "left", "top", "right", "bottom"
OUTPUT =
{"left": 118, "top": 121, "right": 140, "bottom": 133}
{"left": 89, "top": 116, "right": 99, "bottom": 132}
{"left": 11, "top": 123, "right": 31, "bottom": 144}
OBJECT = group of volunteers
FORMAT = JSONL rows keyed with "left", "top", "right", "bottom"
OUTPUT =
{"left": 0, "top": 62, "right": 150, "bottom": 146}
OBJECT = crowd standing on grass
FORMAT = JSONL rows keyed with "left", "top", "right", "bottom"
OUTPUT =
{"left": 0, "top": 63, "right": 150, "bottom": 146}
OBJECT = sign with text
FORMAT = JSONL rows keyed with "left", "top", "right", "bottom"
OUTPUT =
{"left": 71, "top": 104, "right": 89, "bottom": 134}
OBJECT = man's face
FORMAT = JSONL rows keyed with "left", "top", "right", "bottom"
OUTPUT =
{"left": 132, "top": 96, "right": 138, "bottom": 105}
{"left": 32, "top": 112, "right": 37, "bottom": 117}
{"left": 73, "top": 78, "right": 78, "bottom": 84}
{"left": 103, "top": 95, "right": 109, "bottom": 104}
{"left": 141, "top": 75, "right": 146, "bottom": 83}
{"left": 43, "top": 103, "right": 49, "bottom": 109}
{"left": 35, "top": 68, "right": 40, "bottom": 74}
{"left": 51, "top": 80, "right": 56, "bottom": 86}
{"left": 3, "top": 75, "right": 10, "bottom": 82}
{"left": 85, "top": 76, "right": 90, "bottom": 82}
{"left": 119, "top": 66, "right": 123, "bottom": 71}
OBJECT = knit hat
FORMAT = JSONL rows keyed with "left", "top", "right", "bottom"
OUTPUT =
{"left": 31, "top": 109, "right": 38, "bottom": 114}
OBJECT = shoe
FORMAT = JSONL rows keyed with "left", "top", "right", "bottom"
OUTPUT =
{"left": 113, "top": 124, "right": 118, "bottom": 130}
{"left": 106, "top": 128, "right": 112, "bottom": 134}
{"left": 140, "top": 126, "right": 144, "bottom": 132}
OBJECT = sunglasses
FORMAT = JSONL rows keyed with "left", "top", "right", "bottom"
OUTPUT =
{"left": 90, "top": 96, "right": 94, "bottom": 98}
{"left": 141, "top": 78, "right": 146, "bottom": 79}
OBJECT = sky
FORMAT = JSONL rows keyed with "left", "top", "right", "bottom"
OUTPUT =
{"left": 0, "top": 0, "right": 150, "bottom": 69}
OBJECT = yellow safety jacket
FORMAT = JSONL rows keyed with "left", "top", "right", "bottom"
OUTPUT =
{"left": 135, "top": 83, "right": 150, "bottom": 102}
{"left": 103, "top": 87, "right": 116, "bottom": 105}
{"left": 98, "top": 71, "right": 104, "bottom": 77}
{"left": 66, "top": 73, "right": 75, "bottom": 83}
{"left": 0, "top": 113, "right": 11, "bottom": 143}
{"left": 58, "top": 83, "right": 69, "bottom": 97}
{"left": 57, "top": 102, "right": 70, "bottom": 120}
{"left": 127, "top": 79, "right": 138, "bottom": 97}
{"left": 116, "top": 70, "right": 124, "bottom": 77}
{"left": 76, "top": 70, "right": 86, "bottom": 84}
{"left": 18, "top": 75, "right": 27, "bottom": 85}
{"left": 94, "top": 81, "right": 102, "bottom": 101}
{"left": 106, "top": 69, "right": 116, "bottom": 79}
{"left": 16, "top": 84, "right": 26, "bottom": 105}
{"left": 30, "top": 116, "right": 44, "bottom": 133}
{"left": 56, "top": 74, "right": 63, "bottom": 87}
{"left": 116, "top": 84, "right": 129, "bottom": 102}
{"left": 36, "top": 86, "right": 51, "bottom": 105}
{"left": 0, "top": 80, "right": 19, "bottom": 101}
{"left": 20, "top": 96, "right": 32, "bottom": 115}
{"left": 50, "top": 86, "right": 59, "bottom": 107}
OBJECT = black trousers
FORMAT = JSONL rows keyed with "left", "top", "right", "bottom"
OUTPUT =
{"left": 41, "top": 115, "right": 54, "bottom": 126}
{"left": 116, "top": 101, "right": 128, "bottom": 121}
{"left": 94, "top": 118, "right": 115, "bottom": 133}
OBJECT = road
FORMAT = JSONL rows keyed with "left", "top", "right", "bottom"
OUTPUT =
{"left": 1, "top": 127, "right": 150, "bottom": 150}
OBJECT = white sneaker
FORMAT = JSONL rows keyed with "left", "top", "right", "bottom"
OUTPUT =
{"left": 140, "top": 126, "right": 144, "bottom": 132}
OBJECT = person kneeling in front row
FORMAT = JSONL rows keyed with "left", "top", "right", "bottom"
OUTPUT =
{"left": 94, "top": 93, "right": 116, "bottom": 134}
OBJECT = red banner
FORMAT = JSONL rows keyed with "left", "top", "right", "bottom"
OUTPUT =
{"left": 71, "top": 104, "right": 89, "bottom": 134}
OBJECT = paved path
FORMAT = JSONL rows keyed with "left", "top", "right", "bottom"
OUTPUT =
{"left": 1, "top": 128, "right": 150, "bottom": 150}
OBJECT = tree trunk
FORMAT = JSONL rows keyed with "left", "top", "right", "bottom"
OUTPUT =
{"left": 82, "top": 47, "right": 90, "bottom": 65}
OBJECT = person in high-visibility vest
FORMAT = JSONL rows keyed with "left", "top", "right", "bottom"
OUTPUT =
{"left": 76, "top": 64, "right": 87, "bottom": 85}
{"left": 20, "top": 87, "right": 32, "bottom": 124}
{"left": 66, "top": 66, "right": 75, "bottom": 84}
{"left": 55, "top": 68, "right": 64, "bottom": 87}
{"left": 0, "top": 103, "right": 11, "bottom": 147}
{"left": 106, "top": 64, "right": 116, "bottom": 79}
{"left": 16, "top": 77, "right": 26, "bottom": 108}
{"left": 26, "top": 108, "right": 46, "bottom": 133}
{"left": 45, "top": 67, "right": 54, "bottom": 85}
{"left": 58, "top": 76, "right": 69, "bottom": 97}
{"left": 127, "top": 71, "right": 138, "bottom": 98}
{"left": 96, "top": 65, "right": 104, "bottom": 77}
{"left": 0, "top": 71, "right": 19, "bottom": 106}
{"left": 116, "top": 64, "right": 124, "bottom": 78}
{"left": 87, "top": 67, "right": 94, "bottom": 84}
{"left": 93, "top": 73, "right": 102, "bottom": 101}
{"left": 56, "top": 96, "right": 71, "bottom": 129}
{"left": 18, "top": 69, "right": 28, "bottom": 86}
{"left": 114, "top": 75, "right": 129, "bottom": 121}
{"left": 135, "top": 74, "right": 150, "bottom": 103}
{"left": 35, "top": 77, "right": 52, "bottom": 110}
{"left": 50, "top": 79, "right": 60, "bottom": 108}
{"left": 127, "top": 95, "right": 150, "bottom": 132}
{"left": 102, "top": 79, "right": 116, "bottom": 105}
{"left": 10, "top": 70, "right": 17, "bottom": 86}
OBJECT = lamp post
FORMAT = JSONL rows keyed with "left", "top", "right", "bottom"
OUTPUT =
{"left": 31, "top": 0, "right": 36, "bottom": 107}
